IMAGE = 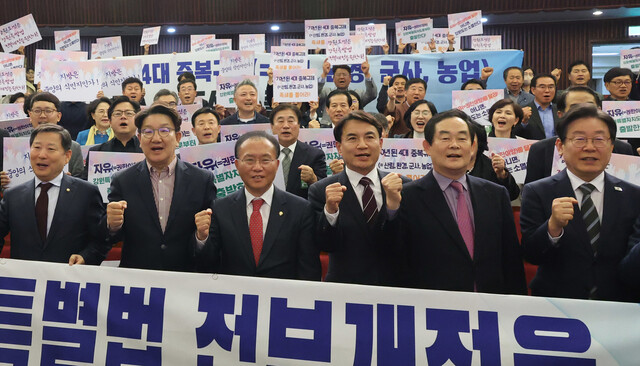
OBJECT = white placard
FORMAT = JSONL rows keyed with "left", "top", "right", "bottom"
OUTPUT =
{"left": 96, "top": 36, "right": 124, "bottom": 58}
{"left": 140, "top": 26, "right": 161, "bottom": 46}
{"left": 0, "top": 14, "right": 42, "bottom": 52}
{"left": 448, "top": 10, "right": 483, "bottom": 37}
{"left": 355, "top": 24, "right": 387, "bottom": 47}
{"left": 305, "top": 18, "right": 349, "bottom": 50}
{"left": 239, "top": 34, "right": 265, "bottom": 52}
{"left": 471, "top": 35, "right": 502, "bottom": 51}
{"left": 327, "top": 35, "right": 366, "bottom": 65}
{"left": 270, "top": 46, "right": 307, "bottom": 71}
{"left": 54, "top": 30, "right": 81, "bottom": 51}
{"left": 396, "top": 18, "right": 433, "bottom": 45}
{"left": 273, "top": 68, "right": 318, "bottom": 103}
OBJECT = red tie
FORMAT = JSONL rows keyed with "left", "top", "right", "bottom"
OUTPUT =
{"left": 450, "top": 181, "right": 474, "bottom": 259}
{"left": 35, "top": 182, "right": 53, "bottom": 242}
{"left": 249, "top": 198, "right": 264, "bottom": 265}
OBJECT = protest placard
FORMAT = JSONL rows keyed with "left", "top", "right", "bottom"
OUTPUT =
{"left": 87, "top": 152, "right": 145, "bottom": 202}
{"left": 270, "top": 46, "right": 307, "bottom": 71}
{"left": 239, "top": 34, "right": 265, "bottom": 52}
{"left": 0, "top": 14, "right": 42, "bottom": 52}
{"left": 417, "top": 28, "right": 460, "bottom": 53}
{"left": 396, "top": 18, "right": 433, "bottom": 45}
{"left": 327, "top": 35, "right": 366, "bottom": 65}
{"left": 140, "top": 26, "right": 161, "bottom": 46}
{"left": 471, "top": 35, "right": 502, "bottom": 51}
{"left": 452, "top": 89, "right": 503, "bottom": 125}
{"left": 220, "top": 50, "right": 255, "bottom": 76}
{"left": 603, "top": 101, "right": 640, "bottom": 138}
{"left": 219, "top": 123, "right": 272, "bottom": 142}
{"left": 356, "top": 24, "right": 387, "bottom": 47}
{"left": 179, "top": 141, "right": 243, "bottom": 198}
{"left": 305, "top": 18, "right": 349, "bottom": 49}
{"left": 0, "top": 118, "right": 32, "bottom": 137}
{"left": 3, "top": 137, "right": 33, "bottom": 188}
{"left": 448, "top": 10, "right": 483, "bottom": 37}
{"left": 377, "top": 138, "right": 432, "bottom": 180}
{"left": 99, "top": 58, "right": 143, "bottom": 98}
{"left": 206, "top": 39, "right": 232, "bottom": 52}
{"left": 297, "top": 128, "right": 339, "bottom": 176}
{"left": 620, "top": 49, "right": 640, "bottom": 73}
{"left": 0, "top": 52, "right": 24, "bottom": 69}
{"left": 486, "top": 137, "right": 537, "bottom": 184}
{"left": 280, "top": 39, "right": 306, "bottom": 47}
{"left": 190, "top": 34, "right": 216, "bottom": 53}
{"left": 34, "top": 49, "right": 88, "bottom": 83}
{"left": 96, "top": 36, "right": 123, "bottom": 58}
{"left": 0, "top": 67, "right": 26, "bottom": 94}
{"left": 0, "top": 103, "right": 27, "bottom": 121}
{"left": 273, "top": 68, "right": 318, "bottom": 103}
{"left": 54, "top": 30, "right": 81, "bottom": 51}
{"left": 39, "top": 60, "right": 102, "bottom": 102}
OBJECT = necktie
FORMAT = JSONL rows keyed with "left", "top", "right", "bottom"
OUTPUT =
{"left": 579, "top": 183, "right": 600, "bottom": 253}
{"left": 35, "top": 182, "right": 53, "bottom": 242}
{"left": 249, "top": 198, "right": 264, "bottom": 265}
{"left": 450, "top": 181, "right": 474, "bottom": 258}
{"left": 360, "top": 177, "right": 378, "bottom": 224}
{"left": 281, "top": 147, "right": 291, "bottom": 186}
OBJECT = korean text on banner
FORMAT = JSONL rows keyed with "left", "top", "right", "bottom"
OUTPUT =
{"left": 0, "top": 14, "right": 42, "bottom": 52}
{"left": 54, "top": 30, "right": 81, "bottom": 51}
{"left": 273, "top": 68, "right": 318, "bottom": 103}
{"left": 87, "top": 152, "right": 146, "bottom": 202}
{"left": 305, "top": 18, "right": 349, "bottom": 50}
{"left": 140, "top": 26, "right": 161, "bottom": 46}
{"left": 603, "top": 101, "right": 640, "bottom": 138}
{"left": 396, "top": 18, "right": 433, "bottom": 45}
{"left": 620, "top": 49, "right": 640, "bottom": 73}
{"left": 355, "top": 24, "right": 387, "bottom": 47}
{"left": 448, "top": 10, "right": 483, "bottom": 37}
{"left": 452, "top": 89, "right": 503, "bottom": 125}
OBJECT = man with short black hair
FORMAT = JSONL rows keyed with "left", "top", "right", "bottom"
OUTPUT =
{"left": 178, "top": 78, "right": 208, "bottom": 107}
{"left": 384, "top": 78, "right": 427, "bottom": 136}
{"left": 603, "top": 67, "right": 635, "bottom": 101}
{"left": 389, "top": 109, "right": 526, "bottom": 294}
{"left": 0, "top": 124, "right": 109, "bottom": 264}
{"left": 515, "top": 73, "right": 560, "bottom": 140}
{"left": 122, "top": 77, "right": 145, "bottom": 103}
{"left": 376, "top": 74, "right": 408, "bottom": 113}
{"left": 197, "top": 130, "right": 321, "bottom": 280}
{"left": 521, "top": 104, "right": 640, "bottom": 302}
{"left": 503, "top": 66, "right": 535, "bottom": 106}
{"left": 104, "top": 104, "right": 216, "bottom": 271}
{"left": 317, "top": 60, "right": 377, "bottom": 120}
{"left": 153, "top": 89, "right": 179, "bottom": 110}
{"left": 191, "top": 107, "right": 221, "bottom": 144}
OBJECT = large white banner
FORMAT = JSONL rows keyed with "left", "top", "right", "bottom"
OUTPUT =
{"left": 0, "top": 259, "right": 638, "bottom": 364}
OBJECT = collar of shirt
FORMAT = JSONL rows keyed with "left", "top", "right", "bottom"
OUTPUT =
{"left": 534, "top": 100, "right": 553, "bottom": 111}
{"left": 506, "top": 88, "right": 523, "bottom": 97}
{"left": 237, "top": 111, "right": 257, "bottom": 123}
{"left": 432, "top": 170, "right": 468, "bottom": 192}
{"left": 34, "top": 171, "right": 64, "bottom": 189}
{"left": 245, "top": 183, "right": 275, "bottom": 208}
{"left": 566, "top": 169, "right": 605, "bottom": 195}
{"left": 113, "top": 136, "right": 139, "bottom": 149}
{"left": 279, "top": 140, "right": 297, "bottom": 159}
{"left": 345, "top": 166, "right": 379, "bottom": 190}
{"left": 146, "top": 155, "right": 177, "bottom": 177}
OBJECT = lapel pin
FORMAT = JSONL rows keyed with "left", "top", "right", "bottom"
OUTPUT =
{"left": 279, "top": 211, "right": 283, "bottom": 216}
{"left": 615, "top": 186, "right": 622, "bottom": 192}
{"left": 66, "top": 188, "right": 70, "bottom": 192}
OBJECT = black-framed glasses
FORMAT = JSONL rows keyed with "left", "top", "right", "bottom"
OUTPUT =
{"left": 140, "top": 127, "right": 175, "bottom": 139}
{"left": 112, "top": 110, "right": 136, "bottom": 118}
{"left": 31, "top": 108, "right": 57, "bottom": 116}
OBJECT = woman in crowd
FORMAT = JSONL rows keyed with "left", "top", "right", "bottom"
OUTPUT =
{"left": 401, "top": 100, "right": 438, "bottom": 138}
{"left": 488, "top": 98, "right": 524, "bottom": 139}
{"left": 76, "top": 97, "right": 113, "bottom": 146}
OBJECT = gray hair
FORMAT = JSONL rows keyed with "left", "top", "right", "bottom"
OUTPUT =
{"left": 233, "top": 79, "right": 258, "bottom": 95}
{"left": 153, "top": 89, "right": 178, "bottom": 103}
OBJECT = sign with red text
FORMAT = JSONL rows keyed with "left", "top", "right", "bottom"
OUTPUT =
{"left": 448, "top": 10, "right": 483, "bottom": 37}
{"left": 396, "top": 18, "right": 433, "bottom": 45}
{"left": 270, "top": 46, "right": 307, "bottom": 71}
{"left": 471, "top": 35, "right": 502, "bottom": 51}
{"left": 91, "top": 43, "right": 100, "bottom": 59}
{"left": 96, "top": 36, "right": 123, "bottom": 58}
{"left": 486, "top": 137, "right": 537, "bottom": 184}
{"left": 216, "top": 75, "right": 259, "bottom": 108}
{"left": 327, "top": 35, "right": 366, "bottom": 65}
{"left": 620, "top": 49, "right": 640, "bottom": 73}
{"left": 0, "top": 14, "right": 42, "bottom": 52}
{"left": 39, "top": 60, "right": 102, "bottom": 102}
{"left": 273, "top": 68, "right": 318, "bottom": 103}
{"left": 220, "top": 50, "right": 255, "bottom": 77}
{"left": 0, "top": 67, "right": 25, "bottom": 94}
{"left": 239, "top": 34, "right": 265, "bottom": 53}
{"left": 54, "top": 30, "right": 81, "bottom": 51}
{"left": 356, "top": 24, "right": 387, "bottom": 47}
{"left": 0, "top": 52, "right": 24, "bottom": 69}
{"left": 140, "top": 26, "right": 161, "bottom": 46}
{"left": 452, "top": 89, "right": 502, "bottom": 125}
{"left": 417, "top": 28, "right": 459, "bottom": 53}
{"left": 305, "top": 18, "right": 349, "bottom": 49}
{"left": 190, "top": 34, "right": 216, "bottom": 53}
{"left": 603, "top": 101, "right": 640, "bottom": 138}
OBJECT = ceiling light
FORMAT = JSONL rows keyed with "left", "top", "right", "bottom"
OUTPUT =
{"left": 593, "top": 10, "right": 603, "bottom": 16}
{"left": 271, "top": 25, "right": 280, "bottom": 31}
{"left": 481, "top": 18, "right": 488, "bottom": 23}
{"left": 167, "top": 27, "right": 176, "bottom": 33}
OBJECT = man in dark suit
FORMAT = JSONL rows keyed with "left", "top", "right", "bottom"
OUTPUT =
{"left": 515, "top": 74, "right": 560, "bottom": 140}
{"left": 269, "top": 104, "right": 326, "bottom": 199}
{"left": 198, "top": 131, "right": 320, "bottom": 280}
{"left": 308, "top": 111, "right": 408, "bottom": 286}
{"left": 389, "top": 109, "right": 527, "bottom": 294}
{"left": 520, "top": 104, "right": 640, "bottom": 302}
{"left": 219, "top": 79, "right": 269, "bottom": 126}
{"left": 524, "top": 86, "right": 634, "bottom": 184}
{"left": 0, "top": 124, "right": 108, "bottom": 264}
{"left": 104, "top": 104, "right": 216, "bottom": 271}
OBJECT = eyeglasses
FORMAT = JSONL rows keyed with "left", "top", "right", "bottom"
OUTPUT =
{"left": 411, "top": 110, "right": 432, "bottom": 117}
{"left": 31, "top": 108, "right": 57, "bottom": 116}
{"left": 568, "top": 136, "right": 610, "bottom": 148}
{"left": 180, "top": 87, "right": 195, "bottom": 92}
{"left": 240, "top": 157, "right": 276, "bottom": 166}
{"left": 112, "top": 110, "right": 136, "bottom": 118}
{"left": 94, "top": 109, "right": 108, "bottom": 115}
{"left": 609, "top": 80, "right": 632, "bottom": 87}
{"left": 140, "top": 127, "right": 175, "bottom": 139}
{"left": 166, "top": 102, "right": 177, "bottom": 107}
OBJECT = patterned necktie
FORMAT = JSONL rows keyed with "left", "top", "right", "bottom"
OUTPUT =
{"left": 282, "top": 147, "right": 291, "bottom": 186}
{"left": 450, "top": 181, "right": 474, "bottom": 258}
{"left": 579, "top": 183, "right": 600, "bottom": 253}
{"left": 360, "top": 177, "right": 378, "bottom": 224}
{"left": 35, "top": 182, "right": 53, "bottom": 242}
{"left": 249, "top": 198, "right": 264, "bottom": 265}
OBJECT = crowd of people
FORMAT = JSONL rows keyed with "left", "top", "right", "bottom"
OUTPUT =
{"left": 2, "top": 39, "right": 640, "bottom": 304}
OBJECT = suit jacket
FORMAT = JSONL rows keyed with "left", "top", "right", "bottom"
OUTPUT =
{"left": 520, "top": 169, "right": 640, "bottom": 301}
{"left": 389, "top": 171, "right": 527, "bottom": 294}
{"left": 200, "top": 187, "right": 321, "bottom": 280}
{"left": 524, "top": 137, "right": 634, "bottom": 185}
{"left": 514, "top": 102, "right": 559, "bottom": 140}
{"left": 220, "top": 111, "right": 270, "bottom": 126}
{"left": 308, "top": 170, "right": 411, "bottom": 286}
{"left": 503, "top": 88, "right": 535, "bottom": 107}
{"left": 469, "top": 154, "right": 520, "bottom": 200}
{"left": 285, "top": 141, "right": 327, "bottom": 199}
{"left": 0, "top": 174, "right": 108, "bottom": 264}
{"left": 104, "top": 159, "right": 216, "bottom": 271}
